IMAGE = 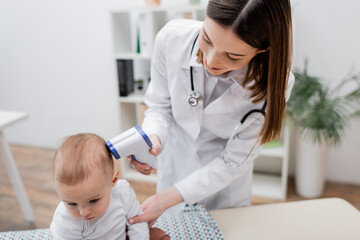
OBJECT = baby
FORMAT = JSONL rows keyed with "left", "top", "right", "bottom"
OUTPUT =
{"left": 50, "top": 133, "right": 149, "bottom": 240}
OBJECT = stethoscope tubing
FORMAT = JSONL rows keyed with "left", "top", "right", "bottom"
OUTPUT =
{"left": 187, "top": 33, "right": 267, "bottom": 167}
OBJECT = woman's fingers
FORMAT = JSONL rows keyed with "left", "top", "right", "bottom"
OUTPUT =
{"left": 128, "top": 194, "right": 162, "bottom": 227}
{"left": 149, "top": 134, "right": 162, "bottom": 156}
{"left": 129, "top": 188, "right": 183, "bottom": 227}
{"left": 128, "top": 211, "right": 158, "bottom": 227}
{"left": 128, "top": 157, "right": 155, "bottom": 175}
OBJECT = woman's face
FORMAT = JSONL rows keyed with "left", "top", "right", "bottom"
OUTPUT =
{"left": 198, "top": 17, "right": 265, "bottom": 75}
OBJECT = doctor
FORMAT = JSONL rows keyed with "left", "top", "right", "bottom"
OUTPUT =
{"left": 129, "top": 0, "right": 294, "bottom": 226}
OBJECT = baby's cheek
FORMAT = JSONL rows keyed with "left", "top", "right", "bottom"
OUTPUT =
{"left": 95, "top": 199, "right": 111, "bottom": 216}
{"left": 66, "top": 207, "right": 80, "bottom": 218}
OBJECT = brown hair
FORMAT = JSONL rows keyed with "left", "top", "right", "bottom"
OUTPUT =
{"left": 53, "top": 133, "right": 114, "bottom": 185}
{"left": 199, "top": 0, "right": 292, "bottom": 144}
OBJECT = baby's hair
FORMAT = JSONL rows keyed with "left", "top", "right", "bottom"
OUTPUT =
{"left": 53, "top": 133, "right": 114, "bottom": 185}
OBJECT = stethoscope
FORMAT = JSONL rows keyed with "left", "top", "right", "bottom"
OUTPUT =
{"left": 223, "top": 100, "right": 267, "bottom": 168}
{"left": 188, "top": 34, "right": 203, "bottom": 107}
{"left": 188, "top": 34, "right": 267, "bottom": 167}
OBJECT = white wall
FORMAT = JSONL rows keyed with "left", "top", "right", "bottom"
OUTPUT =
{"left": 0, "top": 0, "right": 126, "bottom": 148}
{"left": 0, "top": 0, "right": 359, "bottom": 184}
{"left": 291, "top": 0, "right": 360, "bottom": 184}
{"left": 0, "top": 0, "right": 205, "bottom": 148}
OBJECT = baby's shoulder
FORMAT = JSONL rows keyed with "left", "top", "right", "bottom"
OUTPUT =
{"left": 112, "top": 179, "right": 132, "bottom": 195}
{"left": 50, "top": 203, "right": 82, "bottom": 237}
{"left": 115, "top": 179, "right": 130, "bottom": 188}
{"left": 52, "top": 202, "right": 80, "bottom": 223}
{"left": 112, "top": 179, "right": 137, "bottom": 207}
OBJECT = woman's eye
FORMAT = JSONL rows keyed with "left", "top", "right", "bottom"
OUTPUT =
{"left": 228, "top": 57, "right": 240, "bottom": 62}
{"left": 68, "top": 202, "right": 77, "bottom": 206}
{"left": 202, "top": 36, "right": 211, "bottom": 45}
{"left": 89, "top": 199, "right": 99, "bottom": 204}
{"left": 227, "top": 55, "right": 241, "bottom": 62}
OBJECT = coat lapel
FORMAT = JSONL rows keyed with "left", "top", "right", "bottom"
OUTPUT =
{"left": 180, "top": 65, "right": 205, "bottom": 140}
{"left": 204, "top": 83, "right": 244, "bottom": 114}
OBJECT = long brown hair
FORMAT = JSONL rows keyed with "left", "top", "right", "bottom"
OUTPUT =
{"left": 199, "top": 0, "right": 292, "bottom": 144}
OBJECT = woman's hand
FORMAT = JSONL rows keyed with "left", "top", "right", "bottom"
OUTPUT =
{"left": 128, "top": 134, "right": 161, "bottom": 175}
{"left": 148, "top": 134, "right": 161, "bottom": 156}
{"left": 129, "top": 187, "right": 184, "bottom": 227}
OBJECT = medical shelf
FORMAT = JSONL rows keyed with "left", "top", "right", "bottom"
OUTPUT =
{"left": 115, "top": 53, "right": 152, "bottom": 60}
{"left": 111, "top": 6, "right": 290, "bottom": 200}
{"left": 252, "top": 173, "right": 284, "bottom": 199}
{"left": 261, "top": 147, "right": 283, "bottom": 158}
{"left": 119, "top": 93, "right": 145, "bottom": 103}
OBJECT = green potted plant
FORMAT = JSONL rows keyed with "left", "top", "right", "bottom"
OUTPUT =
{"left": 134, "top": 78, "right": 144, "bottom": 95}
{"left": 286, "top": 60, "right": 360, "bottom": 197}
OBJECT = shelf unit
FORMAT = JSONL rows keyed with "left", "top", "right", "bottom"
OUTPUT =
{"left": 111, "top": 6, "right": 290, "bottom": 198}
{"left": 112, "top": 6, "right": 207, "bottom": 182}
{"left": 252, "top": 124, "right": 290, "bottom": 200}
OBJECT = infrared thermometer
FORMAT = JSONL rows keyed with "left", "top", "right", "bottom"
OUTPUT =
{"left": 106, "top": 125, "right": 157, "bottom": 168}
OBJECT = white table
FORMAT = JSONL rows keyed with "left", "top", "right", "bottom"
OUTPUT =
{"left": 209, "top": 198, "right": 360, "bottom": 240}
{"left": 0, "top": 110, "right": 34, "bottom": 223}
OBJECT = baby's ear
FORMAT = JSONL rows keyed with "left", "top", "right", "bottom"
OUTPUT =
{"left": 112, "top": 170, "right": 119, "bottom": 186}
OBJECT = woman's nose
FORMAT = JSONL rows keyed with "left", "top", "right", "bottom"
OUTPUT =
{"left": 206, "top": 49, "right": 220, "bottom": 68}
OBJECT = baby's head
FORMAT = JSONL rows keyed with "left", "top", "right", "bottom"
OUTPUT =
{"left": 53, "top": 133, "right": 118, "bottom": 221}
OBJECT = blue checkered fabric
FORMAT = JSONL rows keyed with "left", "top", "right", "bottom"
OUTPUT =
{"left": 153, "top": 205, "right": 225, "bottom": 240}
{"left": 0, "top": 228, "right": 53, "bottom": 239}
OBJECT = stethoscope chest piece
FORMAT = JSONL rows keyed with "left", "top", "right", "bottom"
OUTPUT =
{"left": 188, "top": 91, "right": 203, "bottom": 107}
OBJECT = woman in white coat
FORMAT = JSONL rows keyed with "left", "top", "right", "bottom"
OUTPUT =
{"left": 129, "top": 0, "right": 294, "bottom": 226}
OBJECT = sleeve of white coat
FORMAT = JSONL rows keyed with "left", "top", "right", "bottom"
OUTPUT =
{"left": 175, "top": 72, "right": 295, "bottom": 205}
{"left": 142, "top": 25, "right": 173, "bottom": 143}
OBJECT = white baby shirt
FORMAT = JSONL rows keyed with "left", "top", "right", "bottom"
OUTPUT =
{"left": 50, "top": 180, "right": 149, "bottom": 240}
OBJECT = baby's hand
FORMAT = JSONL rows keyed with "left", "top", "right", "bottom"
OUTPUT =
{"left": 128, "top": 134, "right": 161, "bottom": 175}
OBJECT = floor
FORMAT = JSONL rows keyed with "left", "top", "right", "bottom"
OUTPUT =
{"left": 0, "top": 144, "right": 359, "bottom": 232}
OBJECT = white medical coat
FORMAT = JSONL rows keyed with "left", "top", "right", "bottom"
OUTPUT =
{"left": 142, "top": 19, "right": 294, "bottom": 210}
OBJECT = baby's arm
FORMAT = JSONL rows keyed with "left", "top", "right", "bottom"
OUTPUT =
{"left": 122, "top": 181, "right": 150, "bottom": 240}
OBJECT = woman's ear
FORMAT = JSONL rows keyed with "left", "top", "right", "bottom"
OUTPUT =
{"left": 112, "top": 170, "right": 119, "bottom": 187}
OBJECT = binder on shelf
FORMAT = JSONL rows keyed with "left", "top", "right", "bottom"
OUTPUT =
{"left": 116, "top": 59, "right": 134, "bottom": 96}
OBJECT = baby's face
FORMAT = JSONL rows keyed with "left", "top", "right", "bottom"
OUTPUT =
{"left": 55, "top": 171, "right": 114, "bottom": 221}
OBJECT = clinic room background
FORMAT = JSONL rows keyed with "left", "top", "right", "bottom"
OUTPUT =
{"left": 0, "top": 0, "right": 359, "bottom": 217}
{"left": 1, "top": 0, "right": 359, "bottom": 186}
